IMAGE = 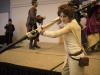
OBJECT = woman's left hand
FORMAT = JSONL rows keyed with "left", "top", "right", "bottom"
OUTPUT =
{"left": 37, "top": 26, "right": 43, "bottom": 33}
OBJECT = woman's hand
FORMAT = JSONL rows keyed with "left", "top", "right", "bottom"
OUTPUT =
{"left": 37, "top": 26, "right": 43, "bottom": 33}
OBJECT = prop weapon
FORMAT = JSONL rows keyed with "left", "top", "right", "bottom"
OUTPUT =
{"left": 0, "top": 0, "right": 100, "bottom": 54}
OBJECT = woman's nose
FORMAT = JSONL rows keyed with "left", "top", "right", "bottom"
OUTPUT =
{"left": 61, "top": 17, "right": 64, "bottom": 20}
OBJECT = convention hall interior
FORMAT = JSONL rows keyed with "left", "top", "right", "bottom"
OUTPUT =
{"left": 0, "top": 0, "right": 100, "bottom": 75}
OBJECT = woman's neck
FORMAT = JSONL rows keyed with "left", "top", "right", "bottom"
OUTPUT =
{"left": 68, "top": 19, "right": 73, "bottom": 23}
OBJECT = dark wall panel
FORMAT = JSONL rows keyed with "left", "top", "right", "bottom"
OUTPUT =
{"left": 0, "top": 0, "right": 10, "bottom": 13}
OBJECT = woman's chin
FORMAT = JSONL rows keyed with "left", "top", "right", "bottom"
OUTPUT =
{"left": 63, "top": 22, "right": 67, "bottom": 24}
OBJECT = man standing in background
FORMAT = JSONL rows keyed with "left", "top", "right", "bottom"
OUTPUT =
{"left": 26, "top": 0, "right": 44, "bottom": 50}
{"left": 4, "top": 18, "right": 15, "bottom": 45}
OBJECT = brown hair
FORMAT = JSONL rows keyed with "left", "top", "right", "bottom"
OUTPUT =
{"left": 31, "top": 0, "right": 37, "bottom": 5}
{"left": 67, "top": 1, "right": 74, "bottom": 7}
{"left": 58, "top": 4, "right": 75, "bottom": 20}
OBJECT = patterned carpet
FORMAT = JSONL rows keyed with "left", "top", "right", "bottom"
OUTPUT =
{"left": 0, "top": 42, "right": 100, "bottom": 75}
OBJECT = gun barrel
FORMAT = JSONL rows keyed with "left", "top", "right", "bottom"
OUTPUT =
{"left": 0, "top": 35, "right": 28, "bottom": 54}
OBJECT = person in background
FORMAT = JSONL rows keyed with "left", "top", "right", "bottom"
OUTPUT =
{"left": 37, "top": 4, "right": 85, "bottom": 75}
{"left": 4, "top": 18, "right": 15, "bottom": 45}
{"left": 84, "top": 0, "right": 100, "bottom": 52}
{"left": 26, "top": 0, "right": 45, "bottom": 50}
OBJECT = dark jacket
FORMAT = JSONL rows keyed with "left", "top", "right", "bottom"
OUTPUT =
{"left": 73, "top": 8, "right": 84, "bottom": 28}
{"left": 4, "top": 24, "right": 15, "bottom": 35}
{"left": 87, "top": 5, "right": 100, "bottom": 18}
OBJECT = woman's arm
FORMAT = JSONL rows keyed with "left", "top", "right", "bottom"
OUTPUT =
{"left": 38, "top": 24, "right": 71, "bottom": 38}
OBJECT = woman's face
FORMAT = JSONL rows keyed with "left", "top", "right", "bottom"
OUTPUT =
{"left": 59, "top": 12, "right": 69, "bottom": 24}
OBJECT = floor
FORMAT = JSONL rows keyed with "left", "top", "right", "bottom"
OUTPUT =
{"left": 0, "top": 42, "right": 100, "bottom": 75}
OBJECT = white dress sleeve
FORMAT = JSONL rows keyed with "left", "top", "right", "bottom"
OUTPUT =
{"left": 43, "top": 25, "right": 71, "bottom": 38}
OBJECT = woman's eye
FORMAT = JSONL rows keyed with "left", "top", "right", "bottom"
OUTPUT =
{"left": 63, "top": 15, "right": 67, "bottom": 17}
{"left": 60, "top": 15, "right": 67, "bottom": 18}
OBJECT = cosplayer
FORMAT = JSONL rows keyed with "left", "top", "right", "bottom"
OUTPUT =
{"left": 37, "top": 4, "right": 86, "bottom": 75}
{"left": 26, "top": 0, "right": 45, "bottom": 50}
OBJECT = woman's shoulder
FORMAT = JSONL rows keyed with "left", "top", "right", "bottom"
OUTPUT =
{"left": 69, "top": 19, "right": 81, "bottom": 29}
{"left": 69, "top": 19, "right": 78, "bottom": 26}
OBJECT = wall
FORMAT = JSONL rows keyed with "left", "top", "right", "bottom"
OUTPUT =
{"left": 0, "top": 13, "right": 9, "bottom": 35}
